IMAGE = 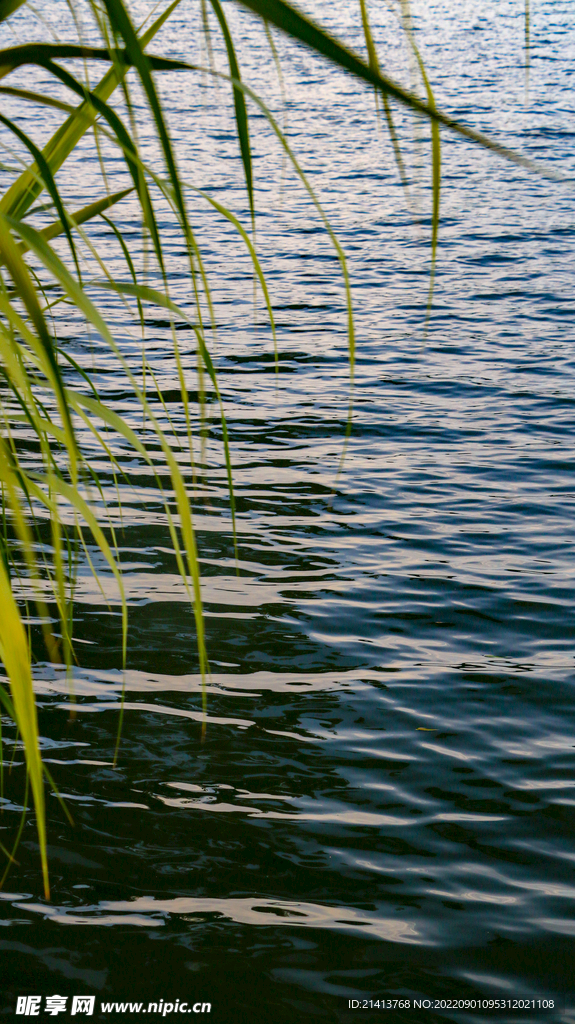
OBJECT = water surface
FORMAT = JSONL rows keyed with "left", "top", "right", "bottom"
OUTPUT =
{"left": 0, "top": 0, "right": 575, "bottom": 1020}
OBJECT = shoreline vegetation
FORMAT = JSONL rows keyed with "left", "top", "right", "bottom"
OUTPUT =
{"left": 0, "top": 0, "right": 541, "bottom": 897}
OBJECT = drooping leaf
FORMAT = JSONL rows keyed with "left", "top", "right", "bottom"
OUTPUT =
{"left": 233, "top": 0, "right": 550, "bottom": 178}
{"left": 0, "top": 447, "right": 49, "bottom": 899}
{"left": 208, "top": 0, "right": 254, "bottom": 225}
{"left": 0, "top": 0, "right": 183, "bottom": 221}
{"left": 0, "top": 0, "right": 27, "bottom": 25}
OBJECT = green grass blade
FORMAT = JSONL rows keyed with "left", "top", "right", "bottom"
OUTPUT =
{"left": 0, "top": 451, "right": 48, "bottom": 899}
{"left": 100, "top": 0, "right": 198, "bottom": 269}
{"left": 0, "top": 111, "right": 83, "bottom": 279}
{"left": 31, "top": 60, "right": 169, "bottom": 281}
{"left": 0, "top": 86, "right": 74, "bottom": 114}
{"left": 0, "top": 33, "right": 545, "bottom": 180}
{"left": 0, "top": 0, "right": 183, "bottom": 222}
{"left": 34, "top": 187, "right": 133, "bottom": 247}
{"left": 208, "top": 0, "right": 254, "bottom": 226}
{"left": 99, "top": 0, "right": 222, "bottom": 478}
{"left": 200, "top": 0, "right": 217, "bottom": 81}
{"left": 0, "top": 0, "right": 27, "bottom": 24}
{"left": 358, "top": 1, "right": 413, "bottom": 219}
{"left": 0, "top": 433, "right": 60, "bottom": 666}
{"left": 0, "top": 774, "right": 28, "bottom": 893}
{"left": 190, "top": 185, "right": 277, "bottom": 362}
{"left": 0, "top": 218, "right": 78, "bottom": 477}
{"left": 88, "top": 276, "right": 238, "bottom": 556}
{"left": 7, "top": 215, "right": 209, "bottom": 683}
{"left": 399, "top": 0, "right": 440, "bottom": 319}
{"left": 359, "top": 0, "right": 378, "bottom": 72}
{"left": 234, "top": 0, "right": 552, "bottom": 179}
{"left": 41, "top": 476, "right": 128, "bottom": 669}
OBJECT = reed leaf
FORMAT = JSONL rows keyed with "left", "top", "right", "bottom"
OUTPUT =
{"left": 0, "top": 450, "right": 48, "bottom": 898}
{"left": 234, "top": 0, "right": 554, "bottom": 179}
{"left": 0, "top": 0, "right": 26, "bottom": 24}
{"left": 0, "top": 0, "right": 182, "bottom": 221}
{"left": 398, "top": 0, "right": 440, "bottom": 315}
{"left": 208, "top": 0, "right": 254, "bottom": 226}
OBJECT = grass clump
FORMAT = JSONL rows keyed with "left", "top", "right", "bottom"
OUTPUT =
{"left": 0, "top": 0, "right": 544, "bottom": 896}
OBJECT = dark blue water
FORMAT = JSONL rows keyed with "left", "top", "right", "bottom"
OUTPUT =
{"left": 1, "top": 0, "right": 575, "bottom": 1020}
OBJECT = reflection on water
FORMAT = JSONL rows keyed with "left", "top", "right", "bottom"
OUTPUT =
{"left": 1, "top": 0, "right": 575, "bottom": 1019}
{"left": 11, "top": 896, "right": 422, "bottom": 943}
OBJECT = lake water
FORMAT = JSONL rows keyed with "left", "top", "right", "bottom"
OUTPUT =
{"left": 1, "top": 0, "right": 575, "bottom": 1020}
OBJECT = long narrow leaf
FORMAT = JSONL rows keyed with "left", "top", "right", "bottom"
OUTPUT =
{"left": 0, "top": 0, "right": 183, "bottom": 221}
{"left": 0, "top": 0, "right": 27, "bottom": 25}
{"left": 0, "top": 447, "right": 48, "bottom": 899}
{"left": 233, "top": 0, "right": 553, "bottom": 179}
{"left": 209, "top": 0, "right": 254, "bottom": 225}
{"left": 15, "top": 187, "right": 134, "bottom": 260}
{"left": 0, "top": 218, "right": 78, "bottom": 477}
